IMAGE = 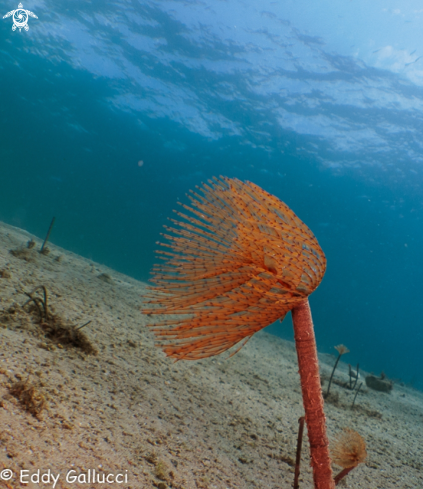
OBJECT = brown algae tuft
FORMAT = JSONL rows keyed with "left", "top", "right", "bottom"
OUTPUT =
{"left": 9, "top": 377, "right": 46, "bottom": 418}
{"left": 20, "top": 285, "right": 98, "bottom": 355}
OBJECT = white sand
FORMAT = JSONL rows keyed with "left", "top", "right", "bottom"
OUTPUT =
{"left": 0, "top": 221, "right": 422, "bottom": 489}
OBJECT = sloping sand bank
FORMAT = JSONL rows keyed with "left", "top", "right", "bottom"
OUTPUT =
{"left": 0, "top": 221, "right": 422, "bottom": 489}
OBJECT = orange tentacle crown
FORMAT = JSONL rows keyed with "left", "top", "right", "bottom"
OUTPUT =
{"left": 143, "top": 176, "right": 326, "bottom": 360}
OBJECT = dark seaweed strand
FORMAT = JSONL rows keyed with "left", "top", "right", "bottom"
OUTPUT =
{"left": 351, "top": 364, "right": 360, "bottom": 391}
{"left": 352, "top": 382, "right": 363, "bottom": 408}
{"left": 33, "top": 285, "right": 48, "bottom": 318}
{"left": 22, "top": 295, "right": 45, "bottom": 320}
{"left": 23, "top": 285, "right": 49, "bottom": 320}
{"left": 41, "top": 217, "right": 56, "bottom": 252}
{"left": 325, "top": 354, "right": 341, "bottom": 398}
{"left": 293, "top": 416, "right": 306, "bottom": 489}
{"left": 75, "top": 320, "right": 92, "bottom": 331}
{"left": 334, "top": 467, "right": 355, "bottom": 485}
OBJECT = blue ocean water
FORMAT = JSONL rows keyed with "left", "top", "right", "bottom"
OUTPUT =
{"left": 0, "top": 0, "right": 422, "bottom": 389}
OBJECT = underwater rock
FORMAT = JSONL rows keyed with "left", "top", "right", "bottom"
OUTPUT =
{"left": 365, "top": 374, "right": 393, "bottom": 393}
{"left": 97, "top": 272, "right": 114, "bottom": 284}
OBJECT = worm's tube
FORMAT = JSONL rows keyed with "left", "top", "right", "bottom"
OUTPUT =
{"left": 292, "top": 299, "right": 334, "bottom": 489}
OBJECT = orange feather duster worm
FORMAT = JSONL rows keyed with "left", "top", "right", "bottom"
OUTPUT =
{"left": 143, "top": 176, "right": 326, "bottom": 360}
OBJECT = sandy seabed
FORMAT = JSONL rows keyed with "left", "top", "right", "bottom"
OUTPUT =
{"left": 0, "top": 221, "right": 422, "bottom": 489}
